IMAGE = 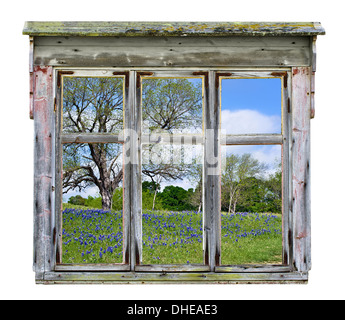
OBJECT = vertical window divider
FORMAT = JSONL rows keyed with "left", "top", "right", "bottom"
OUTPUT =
{"left": 204, "top": 71, "right": 221, "bottom": 271}
{"left": 282, "top": 71, "right": 292, "bottom": 267}
{"left": 131, "top": 70, "right": 142, "bottom": 269}
{"left": 123, "top": 71, "right": 131, "bottom": 267}
{"left": 54, "top": 69, "right": 62, "bottom": 267}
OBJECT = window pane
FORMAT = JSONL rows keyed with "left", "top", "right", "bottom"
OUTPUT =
{"left": 220, "top": 145, "right": 283, "bottom": 265}
{"left": 62, "top": 77, "right": 124, "bottom": 134}
{"left": 142, "top": 78, "right": 203, "bottom": 134}
{"left": 141, "top": 144, "right": 204, "bottom": 264}
{"left": 61, "top": 143, "right": 124, "bottom": 264}
{"left": 221, "top": 78, "right": 281, "bottom": 134}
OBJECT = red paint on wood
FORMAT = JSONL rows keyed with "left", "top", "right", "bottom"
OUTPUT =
{"left": 33, "top": 65, "right": 54, "bottom": 274}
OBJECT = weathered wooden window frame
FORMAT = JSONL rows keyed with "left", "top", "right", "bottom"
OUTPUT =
{"left": 24, "top": 21, "right": 325, "bottom": 284}
{"left": 215, "top": 71, "right": 290, "bottom": 272}
{"left": 55, "top": 69, "right": 131, "bottom": 272}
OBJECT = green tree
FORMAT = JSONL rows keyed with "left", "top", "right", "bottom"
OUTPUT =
{"left": 84, "top": 195, "right": 102, "bottom": 209}
{"left": 63, "top": 77, "right": 202, "bottom": 211}
{"left": 159, "top": 186, "right": 195, "bottom": 211}
{"left": 112, "top": 187, "right": 123, "bottom": 211}
{"left": 221, "top": 153, "right": 268, "bottom": 214}
{"left": 68, "top": 195, "right": 86, "bottom": 206}
{"left": 264, "top": 165, "right": 282, "bottom": 213}
{"left": 235, "top": 177, "right": 267, "bottom": 212}
{"left": 142, "top": 78, "right": 202, "bottom": 133}
{"left": 62, "top": 77, "right": 124, "bottom": 211}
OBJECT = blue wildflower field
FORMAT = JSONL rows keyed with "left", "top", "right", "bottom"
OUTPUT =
{"left": 61, "top": 207, "right": 282, "bottom": 265}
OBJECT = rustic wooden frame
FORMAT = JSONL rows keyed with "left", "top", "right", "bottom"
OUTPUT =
{"left": 55, "top": 70, "right": 131, "bottom": 272}
{"left": 215, "top": 71, "right": 291, "bottom": 273}
{"left": 26, "top": 21, "right": 324, "bottom": 284}
{"left": 135, "top": 70, "right": 210, "bottom": 272}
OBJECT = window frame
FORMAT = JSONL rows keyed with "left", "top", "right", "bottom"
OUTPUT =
{"left": 135, "top": 70, "right": 209, "bottom": 272}
{"left": 25, "top": 21, "right": 325, "bottom": 284}
{"left": 54, "top": 69, "right": 131, "bottom": 271}
{"left": 48, "top": 67, "right": 306, "bottom": 281}
{"left": 214, "top": 71, "right": 291, "bottom": 273}
{"left": 28, "top": 66, "right": 313, "bottom": 283}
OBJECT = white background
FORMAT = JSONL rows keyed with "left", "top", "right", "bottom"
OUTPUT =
{"left": 0, "top": 0, "right": 343, "bottom": 300}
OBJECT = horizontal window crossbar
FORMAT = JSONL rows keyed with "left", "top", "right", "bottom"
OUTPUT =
{"left": 223, "top": 134, "right": 283, "bottom": 145}
{"left": 61, "top": 133, "right": 205, "bottom": 145}
{"left": 135, "top": 265, "right": 210, "bottom": 273}
{"left": 55, "top": 264, "right": 131, "bottom": 272}
{"left": 215, "top": 265, "right": 292, "bottom": 273}
{"left": 61, "top": 133, "right": 124, "bottom": 144}
{"left": 62, "top": 133, "right": 283, "bottom": 145}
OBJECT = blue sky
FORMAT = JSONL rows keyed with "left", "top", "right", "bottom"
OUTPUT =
{"left": 221, "top": 78, "right": 281, "bottom": 116}
{"left": 220, "top": 78, "right": 283, "bottom": 177}
{"left": 221, "top": 78, "right": 282, "bottom": 135}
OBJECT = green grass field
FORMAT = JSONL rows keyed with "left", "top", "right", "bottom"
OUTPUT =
{"left": 61, "top": 205, "right": 282, "bottom": 265}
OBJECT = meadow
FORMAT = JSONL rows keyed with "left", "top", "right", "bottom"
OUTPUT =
{"left": 61, "top": 205, "right": 282, "bottom": 265}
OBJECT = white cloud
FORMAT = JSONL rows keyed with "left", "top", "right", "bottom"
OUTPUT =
{"left": 252, "top": 145, "right": 282, "bottom": 169}
{"left": 221, "top": 144, "right": 281, "bottom": 177}
{"left": 221, "top": 109, "right": 281, "bottom": 134}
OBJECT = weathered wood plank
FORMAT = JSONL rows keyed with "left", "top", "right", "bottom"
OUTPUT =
{"left": 61, "top": 133, "right": 123, "bottom": 144}
{"left": 29, "top": 37, "right": 34, "bottom": 119}
{"left": 61, "top": 133, "right": 205, "bottom": 145}
{"left": 215, "top": 265, "right": 292, "bottom": 273}
{"left": 35, "top": 36, "right": 310, "bottom": 47}
{"left": 34, "top": 44, "right": 310, "bottom": 67}
{"left": 282, "top": 72, "right": 291, "bottom": 266}
{"left": 55, "top": 264, "right": 130, "bottom": 272}
{"left": 132, "top": 71, "right": 142, "bottom": 269}
{"left": 223, "top": 134, "right": 283, "bottom": 145}
{"left": 310, "top": 36, "right": 317, "bottom": 118}
{"left": 122, "top": 72, "right": 131, "bottom": 266}
{"left": 204, "top": 71, "right": 221, "bottom": 270}
{"left": 310, "top": 36, "right": 317, "bottom": 73}
{"left": 291, "top": 67, "right": 311, "bottom": 273}
{"left": 135, "top": 264, "right": 210, "bottom": 272}
{"left": 41, "top": 271, "right": 308, "bottom": 284}
{"left": 23, "top": 21, "right": 325, "bottom": 37}
{"left": 54, "top": 71, "right": 62, "bottom": 266}
{"left": 33, "top": 66, "right": 54, "bottom": 279}
{"left": 310, "top": 71, "right": 316, "bottom": 119}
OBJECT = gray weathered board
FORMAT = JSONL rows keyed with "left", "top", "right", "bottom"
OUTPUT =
{"left": 33, "top": 36, "right": 311, "bottom": 67}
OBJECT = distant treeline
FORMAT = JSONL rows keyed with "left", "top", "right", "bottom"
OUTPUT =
{"left": 67, "top": 172, "right": 282, "bottom": 213}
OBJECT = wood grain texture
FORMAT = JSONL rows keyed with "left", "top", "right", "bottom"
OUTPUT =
{"left": 33, "top": 66, "right": 54, "bottom": 279}
{"left": 33, "top": 36, "right": 311, "bottom": 67}
{"left": 23, "top": 21, "right": 325, "bottom": 37}
{"left": 291, "top": 67, "right": 311, "bottom": 273}
{"left": 41, "top": 271, "right": 308, "bottom": 284}
{"left": 204, "top": 71, "right": 221, "bottom": 270}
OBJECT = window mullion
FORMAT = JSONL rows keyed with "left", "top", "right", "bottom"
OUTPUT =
{"left": 204, "top": 71, "right": 221, "bottom": 270}
{"left": 54, "top": 69, "right": 63, "bottom": 267}
{"left": 131, "top": 70, "right": 142, "bottom": 270}
{"left": 223, "top": 134, "right": 283, "bottom": 146}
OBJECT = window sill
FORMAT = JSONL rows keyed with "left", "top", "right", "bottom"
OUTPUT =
{"left": 38, "top": 270, "right": 308, "bottom": 284}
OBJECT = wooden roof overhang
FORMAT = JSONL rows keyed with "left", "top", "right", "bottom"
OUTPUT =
{"left": 23, "top": 21, "right": 325, "bottom": 37}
